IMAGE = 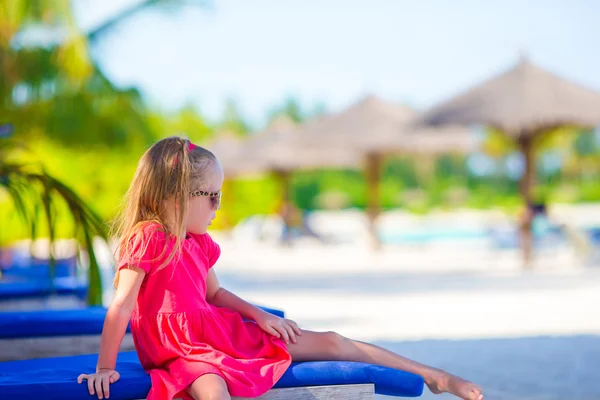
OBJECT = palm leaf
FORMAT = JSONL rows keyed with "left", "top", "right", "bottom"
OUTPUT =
{"left": 86, "top": 0, "right": 212, "bottom": 43}
{"left": 0, "top": 160, "right": 108, "bottom": 305}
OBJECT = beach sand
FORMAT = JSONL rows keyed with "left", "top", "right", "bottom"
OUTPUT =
{"left": 207, "top": 206, "right": 600, "bottom": 399}
{"left": 213, "top": 239, "right": 600, "bottom": 399}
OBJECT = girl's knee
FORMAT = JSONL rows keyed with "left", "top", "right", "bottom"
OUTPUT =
{"left": 323, "top": 331, "right": 349, "bottom": 353}
{"left": 187, "top": 374, "right": 230, "bottom": 400}
{"left": 200, "top": 392, "right": 230, "bottom": 400}
{"left": 189, "top": 385, "right": 230, "bottom": 400}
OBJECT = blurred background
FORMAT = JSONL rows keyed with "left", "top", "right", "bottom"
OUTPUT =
{"left": 1, "top": 1, "right": 599, "bottom": 399}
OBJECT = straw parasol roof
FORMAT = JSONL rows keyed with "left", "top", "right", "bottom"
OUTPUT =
{"left": 293, "top": 95, "right": 477, "bottom": 249}
{"left": 420, "top": 56, "right": 600, "bottom": 137}
{"left": 204, "top": 118, "right": 362, "bottom": 233}
{"left": 205, "top": 118, "right": 361, "bottom": 177}
{"left": 203, "top": 131, "right": 265, "bottom": 177}
{"left": 297, "top": 95, "right": 476, "bottom": 155}
{"left": 297, "top": 95, "right": 414, "bottom": 153}
{"left": 245, "top": 116, "right": 360, "bottom": 172}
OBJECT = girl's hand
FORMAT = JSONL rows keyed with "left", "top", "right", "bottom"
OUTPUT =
{"left": 255, "top": 312, "right": 302, "bottom": 344}
{"left": 77, "top": 369, "right": 120, "bottom": 399}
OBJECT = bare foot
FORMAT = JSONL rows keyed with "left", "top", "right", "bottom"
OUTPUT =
{"left": 425, "top": 369, "right": 483, "bottom": 400}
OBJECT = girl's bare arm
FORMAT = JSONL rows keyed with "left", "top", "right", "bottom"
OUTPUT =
{"left": 205, "top": 268, "right": 265, "bottom": 321}
{"left": 96, "top": 267, "right": 145, "bottom": 371}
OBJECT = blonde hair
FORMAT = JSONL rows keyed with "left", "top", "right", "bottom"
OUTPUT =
{"left": 112, "top": 136, "right": 218, "bottom": 287}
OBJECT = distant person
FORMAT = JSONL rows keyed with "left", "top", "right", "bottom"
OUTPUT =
{"left": 277, "top": 199, "right": 303, "bottom": 245}
{"left": 522, "top": 201, "right": 591, "bottom": 260}
{"left": 278, "top": 200, "right": 325, "bottom": 245}
{"left": 77, "top": 137, "right": 483, "bottom": 400}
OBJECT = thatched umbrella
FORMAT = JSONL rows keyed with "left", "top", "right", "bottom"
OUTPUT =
{"left": 295, "top": 95, "right": 476, "bottom": 248}
{"left": 201, "top": 132, "right": 257, "bottom": 229}
{"left": 208, "top": 119, "right": 360, "bottom": 176}
{"left": 206, "top": 118, "right": 361, "bottom": 232}
{"left": 205, "top": 131, "right": 266, "bottom": 176}
{"left": 245, "top": 117, "right": 360, "bottom": 173}
{"left": 248, "top": 117, "right": 361, "bottom": 228}
{"left": 419, "top": 55, "right": 600, "bottom": 266}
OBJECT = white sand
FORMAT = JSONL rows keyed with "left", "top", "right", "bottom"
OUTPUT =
{"left": 210, "top": 204, "right": 600, "bottom": 342}
{"left": 212, "top": 222, "right": 600, "bottom": 399}
{"left": 226, "top": 278, "right": 600, "bottom": 341}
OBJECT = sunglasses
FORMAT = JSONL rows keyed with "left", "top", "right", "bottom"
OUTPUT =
{"left": 189, "top": 190, "right": 222, "bottom": 210}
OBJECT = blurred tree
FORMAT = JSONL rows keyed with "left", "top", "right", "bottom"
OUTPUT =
{"left": 0, "top": 0, "right": 211, "bottom": 305}
{"left": 572, "top": 129, "right": 599, "bottom": 181}
{"left": 0, "top": 0, "right": 211, "bottom": 148}
{"left": 217, "top": 98, "right": 251, "bottom": 136}
{"left": 267, "top": 96, "right": 328, "bottom": 125}
{"left": 267, "top": 97, "right": 304, "bottom": 124}
{"left": 169, "top": 103, "right": 213, "bottom": 143}
{"left": 1, "top": 129, "right": 107, "bottom": 305}
{"left": 86, "top": 0, "right": 212, "bottom": 44}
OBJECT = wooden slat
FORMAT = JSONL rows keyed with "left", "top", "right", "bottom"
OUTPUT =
{"left": 0, "top": 334, "right": 136, "bottom": 361}
{"left": 235, "top": 384, "right": 374, "bottom": 399}
{"left": 133, "top": 384, "right": 375, "bottom": 400}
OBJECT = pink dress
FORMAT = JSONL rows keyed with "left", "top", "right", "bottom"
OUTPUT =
{"left": 118, "top": 224, "right": 291, "bottom": 399}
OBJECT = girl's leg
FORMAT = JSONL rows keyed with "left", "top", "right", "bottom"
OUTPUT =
{"left": 187, "top": 374, "right": 231, "bottom": 400}
{"left": 287, "top": 330, "right": 483, "bottom": 400}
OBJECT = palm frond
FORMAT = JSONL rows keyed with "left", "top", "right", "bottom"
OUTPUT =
{"left": 87, "top": 0, "right": 212, "bottom": 43}
{"left": 0, "top": 159, "right": 108, "bottom": 305}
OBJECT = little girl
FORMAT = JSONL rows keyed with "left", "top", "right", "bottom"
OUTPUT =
{"left": 78, "top": 137, "right": 483, "bottom": 400}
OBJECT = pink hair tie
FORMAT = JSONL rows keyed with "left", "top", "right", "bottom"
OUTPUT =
{"left": 173, "top": 142, "right": 197, "bottom": 167}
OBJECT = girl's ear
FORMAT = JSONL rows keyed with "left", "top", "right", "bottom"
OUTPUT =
{"left": 164, "top": 197, "right": 179, "bottom": 211}
{"left": 174, "top": 196, "right": 188, "bottom": 211}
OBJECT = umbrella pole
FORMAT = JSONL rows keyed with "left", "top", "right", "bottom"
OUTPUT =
{"left": 220, "top": 178, "right": 234, "bottom": 232}
{"left": 274, "top": 170, "right": 293, "bottom": 243}
{"left": 518, "top": 135, "right": 535, "bottom": 268}
{"left": 277, "top": 171, "right": 291, "bottom": 203}
{"left": 365, "top": 153, "right": 382, "bottom": 250}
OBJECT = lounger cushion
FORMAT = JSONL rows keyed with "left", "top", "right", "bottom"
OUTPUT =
{"left": 0, "top": 277, "right": 87, "bottom": 300}
{"left": 0, "top": 306, "right": 285, "bottom": 338}
{"left": 0, "top": 352, "right": 424, "bottom": 398}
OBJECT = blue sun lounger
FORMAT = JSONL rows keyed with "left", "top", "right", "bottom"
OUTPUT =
{"left": 0, "top": 305, "right": 285, "bottom": 361}
{"left": 0, "top": 305, "right": 283, "bottom": 339}
{"left": 0, "top": 352, "right": 424, "bottom": 399}
{"left": 1, "top": 256, "right": 78, "bottom": 280}
{"left": 0, "top": 276, "right": 88, "bottom": 301}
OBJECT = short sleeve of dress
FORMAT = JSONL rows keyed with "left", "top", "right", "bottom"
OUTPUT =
{"left": 196, "top": 233, "right": 221, "bottom": 268}
{"left": 117, "top": 226, "right": 162, "bottom": 274}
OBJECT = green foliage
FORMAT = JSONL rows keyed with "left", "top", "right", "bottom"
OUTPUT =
{"left": 216, "top": 99, "right": 252, "bottom": 136}
{"left": 0, "top": 0, "right": 211, "bottom": 305}
{"left": 1, "top": 137, "right": 108, "bottom": 305}
{"left": 266, "top": 96, "right": 327, "bottom": 125}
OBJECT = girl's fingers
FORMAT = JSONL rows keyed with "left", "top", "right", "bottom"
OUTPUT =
{"left": 102, "top": 376, "right": 111, "bottom": 399}
{"left": 77, "top": 374, "right": 87, "bottom": 384}
{"left": 87, "top": 377, "right": 95, "bottom": 396}
{"left": 276, "top": 324, "right": 290, "bottom": 343}
{"left": 288, "top": 320, "right": 302, "bottom": 335}
{"left": 286, "top": 325, "right": 296, "bottom": 343}
{"left": 94, "top": 377, "right": 104, "bottom": 399}
{"left": 267, "top": 325, "right": 281, "bottom": 338}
